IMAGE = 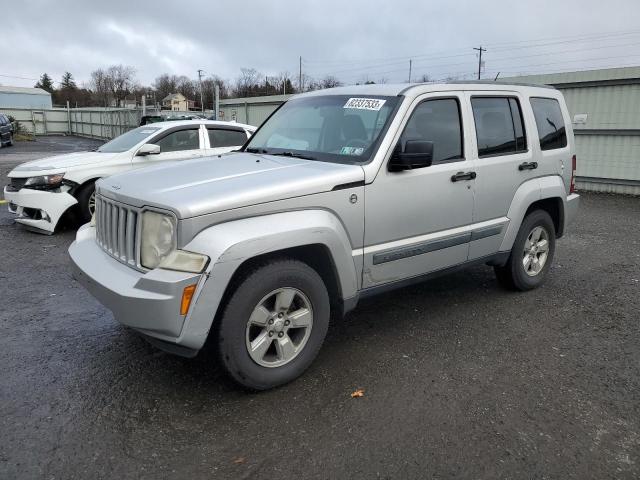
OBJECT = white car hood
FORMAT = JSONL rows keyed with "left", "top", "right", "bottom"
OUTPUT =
{"left": 9, "top": 151, "right": 120, "bottom": 177}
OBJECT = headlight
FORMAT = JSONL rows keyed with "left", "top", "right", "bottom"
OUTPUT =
{"left": 140, "top": 210, "right": 209, "bottom": 272}
{"left": 24, "top": 173, "right": 65, "bottom": 189}
{"left": 140, "top": 211, "right": 177, "bottom": 269}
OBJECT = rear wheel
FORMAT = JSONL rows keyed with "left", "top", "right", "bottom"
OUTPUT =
{"left": 494, "top": 210, "right": 556, "bottom": 291}
{"left": 216, "top": 258, "right": 330, "bottom": 390}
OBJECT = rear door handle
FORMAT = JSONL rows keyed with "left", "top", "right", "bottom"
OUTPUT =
{"left": 451, "top": 171, "right": 476, "bottom": 182}
{"left": 518, "top": 161, "right": 538, "bottom": 171}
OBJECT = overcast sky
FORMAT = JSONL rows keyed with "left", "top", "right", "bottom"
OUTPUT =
{"left": 4, "top": 0, "right": 640, "bottom": 89}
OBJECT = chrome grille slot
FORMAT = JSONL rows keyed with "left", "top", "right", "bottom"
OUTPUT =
{"left": 95, "top": 195, "right": 140, "bottom": 267}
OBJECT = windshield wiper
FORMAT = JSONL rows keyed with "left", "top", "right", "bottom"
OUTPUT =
{"left": 246, "top": 147, "right": 268, "bottom": 154}
{"left": 268, "top": 151, "right": 317, "bottom": 161}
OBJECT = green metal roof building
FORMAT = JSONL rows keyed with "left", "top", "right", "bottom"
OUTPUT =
{"left": 504, "top": 67, "right": 640, "bottom": 195}
{"left": 221, "top": 67, "right": 640, "bottom": 195}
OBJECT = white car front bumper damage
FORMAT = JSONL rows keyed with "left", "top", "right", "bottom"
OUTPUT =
{"left": 3, "top": 186, "right": 78, "bottom": 234}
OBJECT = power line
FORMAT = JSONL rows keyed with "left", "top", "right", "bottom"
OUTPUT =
{"left": 304, "top": 28, "right": 640, "bottom": 67}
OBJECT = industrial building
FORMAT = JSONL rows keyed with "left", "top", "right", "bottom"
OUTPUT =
{"left": 503, "top": 67, "right": 640, "bottom": 195}
{"left": 219, "top": 67, "right": 640, "bottom": 195}
{"left": 0, "top": 86, "right": 53, "bottom": 109}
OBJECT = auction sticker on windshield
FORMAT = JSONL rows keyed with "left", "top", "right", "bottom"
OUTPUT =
{"left": 344, "top": 98, "right": 386, "bottom": 111}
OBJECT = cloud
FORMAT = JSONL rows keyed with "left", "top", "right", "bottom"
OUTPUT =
{"left": 2, "top": 0, "right": 639, "bottom": 89}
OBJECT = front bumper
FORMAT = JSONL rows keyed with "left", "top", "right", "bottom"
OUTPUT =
{"left": 69, "top": 224, "right": 205, "bottom": 350}
{"left": 3, "top": 186, "right": 78, "bottom": 234}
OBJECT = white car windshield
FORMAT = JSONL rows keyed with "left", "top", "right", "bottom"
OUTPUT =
{"left": 244, "top": 95, "right": 400, "bottom": 164}
{"left": 97, "top": 126, "right": 162, "bottom": 153}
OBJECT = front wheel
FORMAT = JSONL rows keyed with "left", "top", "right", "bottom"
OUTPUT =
{"left": 494, "top": 209, "right": 556, "bottom": 291}
{"left": 75, "top": 182, "right": 96, "bottom": 224}
{"left": 216, "top": 258, "right": 330, "bottom": 390}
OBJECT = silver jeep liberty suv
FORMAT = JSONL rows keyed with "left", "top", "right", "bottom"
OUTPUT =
{"left": 70, "top": 82, "right": 580, "bottom": 390}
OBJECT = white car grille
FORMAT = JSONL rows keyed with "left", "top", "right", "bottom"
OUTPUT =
{"left": 95, "top": 195, "right": 140, "bottom": 268}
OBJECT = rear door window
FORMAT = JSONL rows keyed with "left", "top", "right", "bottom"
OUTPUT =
{"left": 471, "top": 97, "right": 527, "bottom": 157}
{"left": 208, "top": 128, "right": 247, "bottom": 148}
{"left": 530, "top": 97, "right": 567, "bottom": 150}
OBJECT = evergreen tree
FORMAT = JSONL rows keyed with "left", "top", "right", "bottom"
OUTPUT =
{"left": 61, "top": 72, "right": 76, "bottom": 89}
{"left": 35, "top": 73, "right": 55, "bottom": 93}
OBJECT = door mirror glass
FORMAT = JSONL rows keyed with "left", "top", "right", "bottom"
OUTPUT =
{"left": 137, "top": 143, "right": 161, "bottom": 156}
{"left": 389, "top": 140, "right": 433, "bottom": 171}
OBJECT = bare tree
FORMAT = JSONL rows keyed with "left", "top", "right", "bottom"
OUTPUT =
{"left": 234, "top": 68, "right": 262, "bottom": 97}
{"left": 105, "top": 65, "right": 137, "bottom": 107}
{"left": 320, "top": 75, "right": 342, "bottom": 89}
{"left": 153, "top": 74, "right": 179, "bottom": 102}
{"left": 417, "top": 74, "right": 431, "bottom": 83}
{"left": 90, "top": 68, "right": 111, "bottom": 106}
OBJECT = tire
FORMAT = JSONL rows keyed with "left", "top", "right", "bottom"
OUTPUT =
{"left": 75, "top": 182, "right": 96, "bottom": 224}
{"left": 216, "top": 258, "right": 330, "bottom": 390}
{"left": 494, "top": 209, "right": 556, "bottom": 291}
{"left": 7, "top": 134, "right": 13, "bottom": 146}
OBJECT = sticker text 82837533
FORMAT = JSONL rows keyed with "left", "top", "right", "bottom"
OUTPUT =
{"left": 343, "top": 98, "right": 386, "bottom": 111}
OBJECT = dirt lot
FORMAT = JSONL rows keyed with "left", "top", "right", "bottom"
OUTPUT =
{"left": 1, "top": 137, "right": 639, "bottom": 479}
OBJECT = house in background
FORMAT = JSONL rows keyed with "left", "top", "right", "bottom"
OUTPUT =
{"left": 0, "top": 86, "right": 53, "bottom": 109}
{"left": 161, "top": 93, "right": 195, "bottom": 111}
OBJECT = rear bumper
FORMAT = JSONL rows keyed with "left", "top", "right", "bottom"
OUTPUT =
{"left": 564, "top": 193, "right": 580, "bottom": 231}
{"left": 4, "top": 186, "right": 77, "bottom": 234}
{"left": 69, "top": 224, "right": 205, "bottom": 346}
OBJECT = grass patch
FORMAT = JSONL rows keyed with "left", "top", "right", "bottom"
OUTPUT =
{"left": 13, "top": 133, "right": 35, "bottom": 142}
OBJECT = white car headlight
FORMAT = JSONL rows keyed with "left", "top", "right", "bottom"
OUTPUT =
{"left": 24, "top": 173, "right": 65, "bottom": 188}
{"left": 140, "top": 211, "right": 177, "bottom": 269}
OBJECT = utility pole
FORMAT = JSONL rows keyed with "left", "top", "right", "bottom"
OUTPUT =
{"left": 473, "top": 46, "right": 486, "bottom": 80}
{"left": 197, "top": 69, "right": 205, "bottom": 112}
{"left": 408, "top": 59, "right": 412, "bottom": 83}
{"left": 214, "top": 84, "right": 220, "bottom": 120}
{"left": 299, "top": 56, "right": 303, "bottom": 93}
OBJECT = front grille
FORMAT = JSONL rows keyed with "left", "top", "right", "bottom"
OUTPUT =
{"left": 95, "top": 195, "right": 140, "bottom": 268}
{"left": 7, "top": 178, "right": 27, "bottom": 192}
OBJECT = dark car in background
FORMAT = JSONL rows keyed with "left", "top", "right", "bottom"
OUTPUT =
{"left": 0, "top": 114, "right": 14, "bottom": 147}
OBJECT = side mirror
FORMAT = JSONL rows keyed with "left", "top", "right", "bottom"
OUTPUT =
{"left": 136, "top": 143, "right": 160, "bottom": 156}
{"left": 388, "top": 140, "right": 433, "bottom": 171}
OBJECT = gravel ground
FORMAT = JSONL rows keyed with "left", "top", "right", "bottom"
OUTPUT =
{"left": 1, "top": 137, "right": 639, "bottom": 479}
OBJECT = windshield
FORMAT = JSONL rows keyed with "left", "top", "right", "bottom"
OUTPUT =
{"left": 97, "top": 126, "right": 161, "bottom": 153}
{"left": 245, "top": 95, "right": 400, "bottom": 164}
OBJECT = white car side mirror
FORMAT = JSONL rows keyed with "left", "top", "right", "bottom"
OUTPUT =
{"left": 137, "top": 143, "right": 161, "bottom": 156}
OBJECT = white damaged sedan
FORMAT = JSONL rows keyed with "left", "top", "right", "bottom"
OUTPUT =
{"left": 4, "top": 119, "right": 255, "bottom": 234}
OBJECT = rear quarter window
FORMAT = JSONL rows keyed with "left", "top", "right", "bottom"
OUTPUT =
{"left": 530, "top": 97, "right": 567, "bottom": 150}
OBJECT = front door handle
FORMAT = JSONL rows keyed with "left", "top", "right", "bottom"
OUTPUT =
{"left": 518, "top": 161, "right": 538, "bottom": 171}
{"left": 451, "top": 171, "right": 476, "bottom": 182}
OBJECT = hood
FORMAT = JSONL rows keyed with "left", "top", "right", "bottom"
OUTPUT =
{"left": 98, "top": 152, "right": 364, "bottom": 218}
{"left": 9, "top": 151, "right": 120, "bottom": 176}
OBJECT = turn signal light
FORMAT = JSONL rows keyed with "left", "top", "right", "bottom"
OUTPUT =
{"left": 180, "top": 284, "right": 197, "bottom": 316}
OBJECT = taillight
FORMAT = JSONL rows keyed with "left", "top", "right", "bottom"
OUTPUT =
{"left": 570, "top": 154, "right": 577, "bottom": 194}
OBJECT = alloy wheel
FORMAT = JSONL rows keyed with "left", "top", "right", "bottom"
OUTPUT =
{"left": 522, "top": 226, "right": 550, "bottom": 276}
{"left": 245, "top": 287, "right": 313, "bottom": 368}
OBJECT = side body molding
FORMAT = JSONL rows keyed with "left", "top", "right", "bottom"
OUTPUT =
{"left": 176, "top": 210, "right": 359, "bottom": 350}
{"left": 499, "top": 175, "right": 567, "bottom": 252}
